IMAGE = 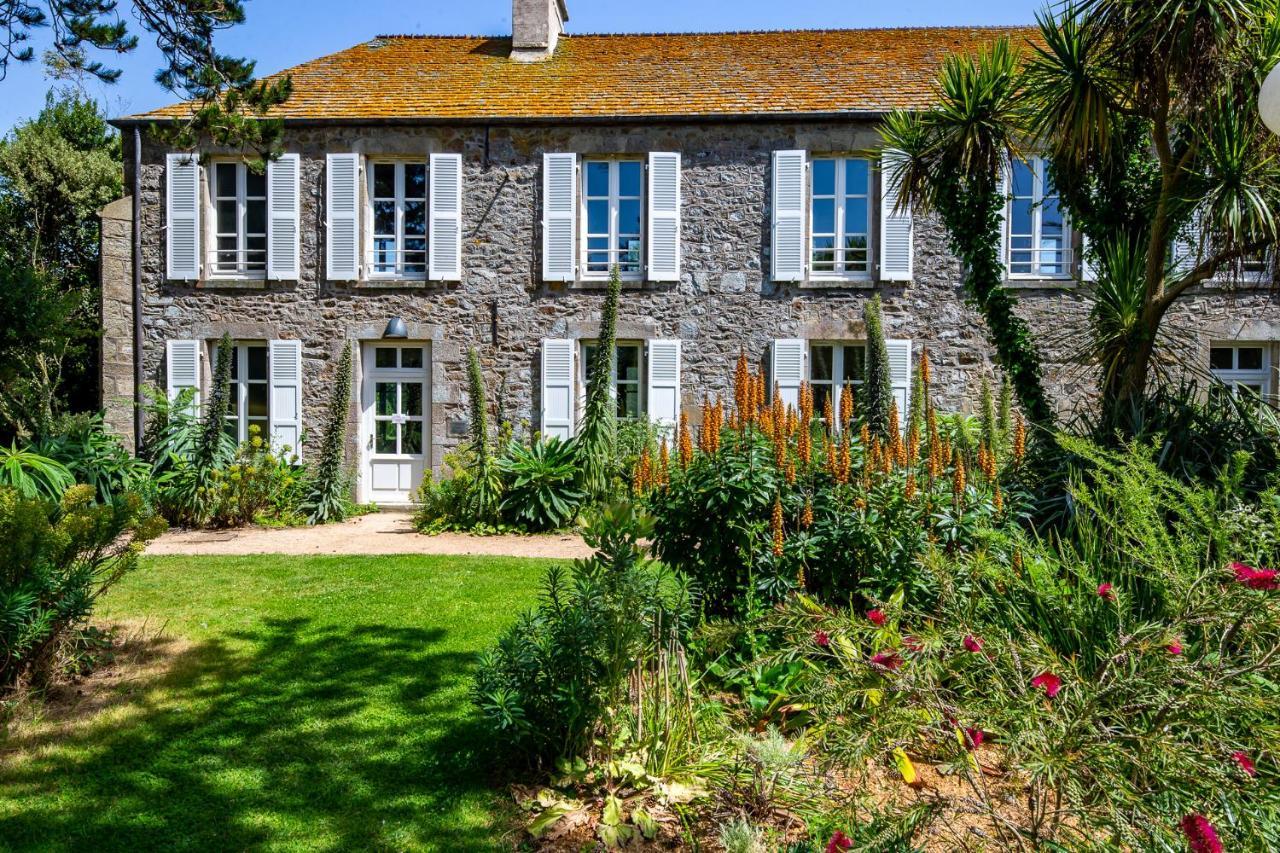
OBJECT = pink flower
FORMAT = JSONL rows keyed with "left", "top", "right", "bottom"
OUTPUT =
{"left": 964, "top": 728, "right": 984, "bottom": 750}
{"left": 1097, "top": 582, "right": 1114, "bottom": 600}
{"left": 1232, "top": 561, "right": 1280, "bottom": 590}
{"left": 1179, "top": 813, "right": 1224, "bottom": 853}
{"left": 869, "top": 650, "right": 903, "bottom": 671}
{"left": 963, "top": 635, "right": 984, "bottom": 653}
{"left": 1232, "top": 751, "right": 1257, "bottom": 778}
{"left": 1031, "top": 671, "right": 1062, "bottom": 698}
{"left": 904, "top": 635, "right": 924, "bottom": 653}
{"left": 867, "top": 609, "right": 887, "bottom": 626}
{"left": 825, "top": 830, "right": 852, "bottom": 853}
{"left": 1166, "top": 641, "right": 1183, "bottom": 655}
{"left": 814, "top": 630, "right": 830, "bottom": 648}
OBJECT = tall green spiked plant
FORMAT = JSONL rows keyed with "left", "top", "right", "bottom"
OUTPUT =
{"left": 577, "top": 266, "right": 620, "bottom": 500}
{"left": 465, "top": 347, "right": 501, "bottom": 523}
{"left": 196, "top": 333, "right": 234, "bottom": 469}
{"left": 862, "top": 295, "right": 895, "bottom": 439}
{"left": 304, "top": 341, "right": 353, "bottom": 524}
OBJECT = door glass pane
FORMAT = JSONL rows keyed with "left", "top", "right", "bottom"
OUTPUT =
{"left": 619, "top": 199, "right": 641, "bottom": 236}
{"left": 246, "top": 198, "right": 267, "bottom": 234}
{"left": 247, "top": 346, "right": 268, "bottom": 381}
{"left": 811, "top": 159, "right": 835, "bottom": 195}
{"left": 1238, "top": 347, "right": 1264, "bottom": 371}
{"left": 400, "top": 347, "right": 423, "bottom": 369}
{"left": 617, "top": 345, "right": 640, "bottom": 382}
{"left": 216, "top": 200, "right": 237, "bottom": 232}
{"left": 373, "top": 163, "right": 395, "bottom": 199}
{"left": 843, "top": 346, "right": 866, "bottom": 382}
{"left": 812, "top": 383, "right": 832, "bottom": 416}
{"left": 246, "top": 383, "right": 269, "bottom": 418}
{"left": 405, "top": 163, "right": 427, "bottom": 197}
{"left": 376, "top": 420, "right": 397, "bottom": 454}
{"left": 618, "top": 385, "right": 641, "bottom": 419}
{"left": 375, "top": 347, "right": 397, "bottom": 368}
{"left": 402, "top": 382, "right": 423, "bottom": 416}
{"left": 376, "top": 382, "right": 396, "bottom": 416}
{"left": 845, "top": 158, "right": 869, "bottom": 193}
{"left": 245, "top": 169, "right": 266, "bottom": 198}
{"left": 402, "top": 421, "right": 423, "bottom": 455}
{"left": 216, "top": 164, "right": 237, "bottom": 197}
{"left": 586, "top": 161, "right": 609, "bottom": 196}
{"left": 812, "top": 198, "right": 835, "bottom": 235}
{"left": 618, "top": 161, "right": 642, "bottom": 197}
{"left": 811, "top": 345, "right": 834, "bottom": 381}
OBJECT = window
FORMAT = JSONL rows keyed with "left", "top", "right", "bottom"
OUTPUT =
{"left": 1006, "top": 157, "right": 1070, "bottom": 278}
{"left": 583, "top": 160, "right": 643, "bottom": 279}
{"left": 369, "top": 162, "right": 428, "bottom": 278}
{"left": 212, "top": 162, "right": 267, "bottom": 276}
{"left": 220, "top": 342, "right": 270, "bottom": 443}
{"left": 1210, "top": 344, "right": 1272, "bottom": 403}
{"left": 581, "top": 341, "right": 645, "bottom": 419}
{"left": 809, "top": 342, "right": 866, "bottom": 423}
{"left": 810, "top": 157, "right": 872, "bottom": 277}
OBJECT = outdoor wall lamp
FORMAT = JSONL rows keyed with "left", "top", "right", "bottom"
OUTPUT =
{"left": 382, "top": 317, "right": 408, "bottom": 339}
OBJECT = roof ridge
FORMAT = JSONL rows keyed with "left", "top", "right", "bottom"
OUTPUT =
{"left": 371, "top": 25, "right": 1036, "bottom": 40}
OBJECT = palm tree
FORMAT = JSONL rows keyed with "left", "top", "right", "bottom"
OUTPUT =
{"left": 881, "top": 39, "right": 1057, "bottom": 430}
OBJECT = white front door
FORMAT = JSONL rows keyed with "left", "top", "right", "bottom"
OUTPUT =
{"left": 360, "top": 342, "right": 430, "bottom": 504}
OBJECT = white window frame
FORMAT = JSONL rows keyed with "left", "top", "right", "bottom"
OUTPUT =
{"left": 579, "top": 340, "right": 646, "bottom": 420}
{"left": 1210, "top": 343, "right": 1273, "bottom": 402}
{"left": 809, "top": 156, "right": 873, "bottom": 281}
{"left": 1006, "top": 156, "right": 1072, "bottom": 280}
{"left": 366, "top": 160, "right": 429, "bottom": 281}
{"left": 808, "top": 341, "right": 866, "bottom": 427}
{"left": 209, "top": 161, "right": 267, "bottom": 279}
{"left": 215, "top": 341, "right": 271, "bottom": 444}
{"left": 581, "top": 158, "right": 644, "bottom": 282}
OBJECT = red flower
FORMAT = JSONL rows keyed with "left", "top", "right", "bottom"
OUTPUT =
{"left": 963, "top": 635, "right": 984, "bottom": 654}
{"left": 869, "top": 650, "right": 903, "bottom": 671}
{"left": 904, "top": 635, "right": 924, "bottom": 653}
{"left": 964, "top": 728, "right": 984, "bottom": 750}
{"left": 825, "top": 830, "right": 852, "bottom": 853}
{"left": 1179, "top": 813, "right": 1224, "bottom": 853}
{"left": 1097, "top": 582, "right": 1114, "bottom": 600}
{"left": 1166, "top": 641, "right": 1183, "bottom": 655}
{"left": 814, "top": 630, "right": 830, "bottom": 648}
{"left": 1232, "top": 561, "right": 1280, "bottom": 590}
{"left": 1232, "top": 751, "right": 1257, "bottom": 778}
{"left": 867, "top": 609, "right": 887, "bottom": 626}
{"left": 1031, "top": 672, "right": 1062, "bottom": 698}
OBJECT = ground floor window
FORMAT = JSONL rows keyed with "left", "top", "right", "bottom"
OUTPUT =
{"left": 219, "top": 342, "right": 270, "bottom": 443}
{"left": 581, "top": 341, "right": 645, "bottom": 419}
{"left": 1210, "top": 343, "right": 1273, "bottom": 403}
{"left": 809, "top": 342, "right": 866, "bottom": 423}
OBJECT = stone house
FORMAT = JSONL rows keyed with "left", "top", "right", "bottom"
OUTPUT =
{"left": 101, "top": 0, "right": 1280, "bottom": 505}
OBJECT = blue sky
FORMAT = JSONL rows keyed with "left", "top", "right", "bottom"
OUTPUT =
{"left": 0, "top": 0, "right": 1045, "bottom": 130}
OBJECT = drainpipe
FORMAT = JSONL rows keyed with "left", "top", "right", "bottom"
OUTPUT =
{"left": 132, "top": 127, "right": 144, "bottom": 453}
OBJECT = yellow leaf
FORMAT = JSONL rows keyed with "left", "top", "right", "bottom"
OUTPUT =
{"left": 892, "top": 747, "right": 917, "bottom": 785}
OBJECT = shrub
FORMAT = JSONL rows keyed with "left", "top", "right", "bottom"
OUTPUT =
{"left": 498, "top": 435, "right": 583, "bottom": 531}
{"left": 0, "top": 442, "right": 72, "bottom": 501}
{"left": 0, "top": 485, "right": 164, "bottom": 695}
{"left": 474, "top": 502, "right": 693, "bottom": 765}
{"left": 763, "top": 439, "right": 1280, "bottom": 849}
{"left": 32, "top": 413, "right": 150, "bottom": 503}
{"left": 160, "top": 429, "right": 301, "bottom": 528}
{"left": 304, "top": 340, "right": 354, "bottom": 524}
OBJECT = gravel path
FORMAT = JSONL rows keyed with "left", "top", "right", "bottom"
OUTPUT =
{"left": 145, "top": 512, "right": 593, "bottom": 559}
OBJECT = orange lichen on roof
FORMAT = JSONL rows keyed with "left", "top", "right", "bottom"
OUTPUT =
{"left": 129, "top": 27, "right": 1039, "bottom": 122}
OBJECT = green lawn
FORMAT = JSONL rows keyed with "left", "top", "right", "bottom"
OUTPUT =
{"left": 0, "top": 554, "right": 555, "bottom": 852}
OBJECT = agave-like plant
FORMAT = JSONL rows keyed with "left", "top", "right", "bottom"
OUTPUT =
{"left": 498, "top": 435, "right": 583, "bottom": 531}
{"left": 0, "top": 442, "right": 73, "bottom": 502}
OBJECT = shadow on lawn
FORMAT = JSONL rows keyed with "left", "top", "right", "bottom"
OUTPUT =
{"left": 0, "top": 617, "right": 515, "bottom": 851}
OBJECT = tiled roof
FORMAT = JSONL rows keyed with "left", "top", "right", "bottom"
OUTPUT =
{"left": 128, "top": 27, "right": 1038, "bottom": 123}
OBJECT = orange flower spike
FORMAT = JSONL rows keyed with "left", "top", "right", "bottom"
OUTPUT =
{"left": 839, "top": 385, "right": 853, "bottom": 429}
{"left": 785, "top": 457, "right": 797, "bottom": 484}
{"left": 905, "top": 471, "right": 917, "bottom": 501}
{"left": 994, "top": 482, "right": 1004, "bottom": 513}
{"left": 799, "top": 381, "right": 814, "bottom": 425}
{"left": 1013, "top": 414, "right": 1027, "bottom": 463}
{"left": 775, "top": 435, "right": 787, "bottom": 470}
{"left": 797, "top": 423, "right": 812, "bottom": 466}
{"left": 822, "top": 393, "right": 834, "bottom": 433}
{"left": 770, "top": 495, "right": 785, "bottom": 557}
{"left": 889, "top": 400, "right": 900, "bottom": 438}
{"left": 953, "top": 449, "right": 967, "bottom": 504}
{"left": 678, "top": 412, "right": 693, "bottom": 468}
{"left": 760, "top": 408, "right": 774, "bottom": 441}
{"left": 734, "top": 349, "right": 750, "bottom": 418}
{"left": 906, "top": 424, "right": 920, "bottom": 465}
{"left": 860, "top": 423, "right": 871, "bottom": 449}
{"left": 895, "top": 434, "right": 908, "bottom": 469}
{"left": 801, "top": 498, "right": 814, "bottom": 529}
{"left": 920, "top": 347, "right": 932, "bottom": 389}
{"left": 839, "top": 433, "right": 852, "bottom": 484}
{"left": 825, "top": 439, "right": 838, "bottom": 476}
{"left": 772, "top": 385, "right": 785, "bottom": 434}
{"left": 658, "top": 438, "right": 671, "bottom": 487}
{"left": 786, "top": 405, "right": 798, "bottom": 438}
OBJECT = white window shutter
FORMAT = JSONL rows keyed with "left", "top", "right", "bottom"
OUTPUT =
{"left": 165, "top": 339, "right": 201, "bottom": 413}
{"left": 166, "top": 153, "right": 201, "bottom": 280}
{"left": 995, "top": 163, "right": 1009, "bottom": 271}
{"left": 647, "top": 152, "right": 681, "bottom": 282}
{"left": 267, "top": 154, "right": 301, "bottom": 281}
{"left": 326, "top": 153, "right": 361, "bottom": 281}
{"left": 268, "top": 339, "right": 303, "bottom": 458}
{"left": 1080, "top": 233, "right": 1097, "bottom": 283}
{"left": 771, "top": 150, "right": 807, "bottom": 282}
{"left": 542, "top": 153, "right": 577, "bottom": 282}
{"left": 429, "top": 152, "right": 463, "bottom": 281}
{"left": 771, "top": 339, "right": 806, "bottom": 409}
{"left": 1172, "top": 220, "right": 1200, "bottom": 277}
{"left": 646, "top": 339, "right": 681, "bottom": 434}
{"left": 541, "top": 338, "right": 576, "bottom": 439}
{"left": 879, "top": 150, "right": 913, "bottom": 281}
{"left": 886, "top": 338, "right": 913, "bottom": 427}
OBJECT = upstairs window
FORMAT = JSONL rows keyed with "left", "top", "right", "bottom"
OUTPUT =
{"left": 810, "top": 158, "right": 872, "bottom": 278}
{"left": 809, "top": 342, "right": 866, "bottom": 423}
{"left": 219, "top": 342, "right": 271, "bottom": 443}
{"left": 583, "top": 160, "right": 643, "bottom": 279}
{"left": 1210, "top": 344, "right": 1272, "bottom": 403}
{"left": 1007, "top": 157, "right": 1070, "bottom": 278}
{"left": 212, "top": 162, "right": 267, "bottom": 276}
{"left": 369, "top": 161, "right": 428, "bottom": 278}
{"left": 581, "top": 341, "right": 645, "bottom": 419}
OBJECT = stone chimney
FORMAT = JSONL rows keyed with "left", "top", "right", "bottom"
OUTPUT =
{"left": 511, "top": 0, "right": 568, "bottom": 62}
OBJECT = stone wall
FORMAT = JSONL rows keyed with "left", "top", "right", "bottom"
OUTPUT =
{"left": 103, "top": 119, "right": 1280, "bottom": 476}
{"left": 99, "top": 195, "right": 135, "bottom": 449}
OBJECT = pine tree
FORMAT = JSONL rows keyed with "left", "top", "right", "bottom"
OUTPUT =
{"left": 196, "top": 333, "right": 234, "bottom": 467}
{"left": 862, "top": 296, "right": 894, "bottom": 440}
{"left": 577, "top": 266, "right": 621, "bottom": 499}
{"left": 305, "top": 340, "right": 353, "bottom": 524}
